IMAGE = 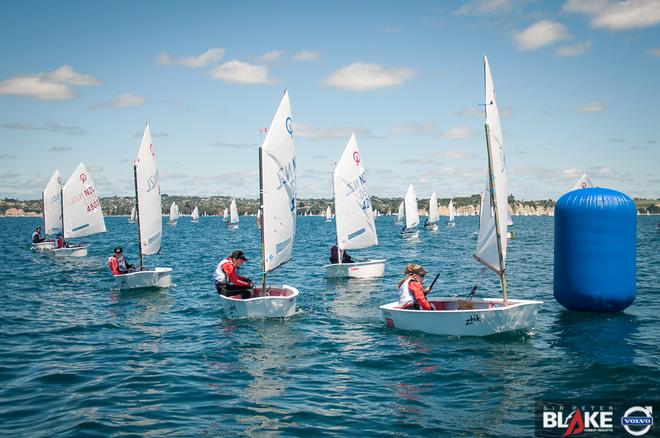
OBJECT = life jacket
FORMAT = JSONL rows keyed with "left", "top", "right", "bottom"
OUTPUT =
{"left": 214, "top": 258, "right": 234, "bottom": 285}
{"left": 109, "top": 256, "right": 127, "bottom": 271}
{"left": 398, "top": 277, "right": 415, "bottom": 306}
{"left": 56, "top": 237, "right": 64, "bottom": 248}
{"left": 32, "top": 231, "right": 40, "bottom": 243}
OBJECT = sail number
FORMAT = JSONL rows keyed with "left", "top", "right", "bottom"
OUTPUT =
{"left": 345, "top": 172, "right": 371, "bottom": 211}
{"left": 86, "top": 199, "right": 101, "bottom": 212}
{"left": 146, "top": 172, "right": 160, "bottom": 193}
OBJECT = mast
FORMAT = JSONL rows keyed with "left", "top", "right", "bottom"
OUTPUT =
{"left": 41, "top": 190, "right": 46, "bottom": 236}
{"left": 331, "top": 161, "right": 342, "bottom": 265}
{"left": 60, "top": 187, "right": 65, "bottom": 240}
{"left": 259, "top": 146, "right": 267, "bottom": 292}
{"left": 133, "top": 164, "right": 144, "bottom": 270}
{"left": 484, "top": 123, "right": 508, "bottom": 305}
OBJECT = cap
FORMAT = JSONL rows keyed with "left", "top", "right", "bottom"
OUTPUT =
{"left": 230, "top": 250, "right": 248, "bottom": 261}
{"left": 114, "top": 246, "right": 123, "bottom": 254}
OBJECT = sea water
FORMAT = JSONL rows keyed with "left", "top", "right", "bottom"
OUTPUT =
{"left": 1, "top": 216, "right": 658, "bottom": 436}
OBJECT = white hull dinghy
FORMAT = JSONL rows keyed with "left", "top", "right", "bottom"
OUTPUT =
{"left": 424, "top": 191, "right": 439, "bottom": 231}
{"left": 395, "top": 201, "right": 404, "bottom": 225}
{"left": 323, "top": 133, "right": 384, "bottom": 279}
{"left": 33, "top": 170, "right": 63, "bottom": 252}
{"left": 168, "top": 202, "right": 179, "bottom": 225}
{"left": 116, "top": 267, "right": 173, "bottom": 289}
{"left": 400, "top": 184, "right": 420, "bottom": 239}
{"left": 32, "top": 241, "right": 55, "bottom": 251}
{"left": 227, "top": 198, "right": 239, "bottom": 229}
{"left": 446, "top": 199, "right": 456, "bottom": 227}
{"left": 324, "top": 259, "right": 386, "bottom": 278}
{"left": 325, "top": 206, "right": 332, "bottom": 222}
{"left": 117, "top": 124, "right": 173, "bottom": 290}
{"left": 380, "top": 297, "right": 542, "bottom": 337}
{"left": 380, "top": 56, "right": 542, "bottom": 337}
{"left": 191, "top": 206, "right": 200, "bottom": 223}
{"left": 54, "top": 163, "right": 106, "bottom": 257}
{"left": 128, "top": 206, "right": 137, "bottom": 223}
{"left": 219, "top": 285, "right": 299, "bottom": 318}
{"left": 221, "top": 90, "right": 299, "bottom": 318}
{"left": 53, "top": 245, "right": 89, "bottom": 257}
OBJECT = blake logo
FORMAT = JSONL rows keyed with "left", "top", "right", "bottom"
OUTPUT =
{"left": 542, "top": 404, "right": 614, "bottom": 436}
{"left": 621, "top": 406, "right": 653, "bottom": 436}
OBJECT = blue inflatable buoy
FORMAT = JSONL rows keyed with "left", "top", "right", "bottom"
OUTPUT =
{"left": 554, "top": 187, "right": 636, "bottom": 312}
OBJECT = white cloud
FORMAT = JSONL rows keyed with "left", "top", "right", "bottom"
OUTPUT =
{"left": 210, "top": 60, "right": 272, "bottom": 84}
{"left": 259, "top": 50, "right": 284, "bottom": 62}
{"left": 292, "top": 50, "right": 320, "bottom": 61}
{"left": 322, "top": 62, "right": 416, "bottom": 91}
{"left": 49, "top": 145, "right": 72, "bottom": 152}
{"left": 577, "top": 101, "right": 605, "bottom": 113}
{"left": 647, "top": 47, "right": 660, "bottom": 56}
{"left": 436, "top": 151, "right": 476, "bottom": 160}
{"left": 563, "top": 0, "right": 660, "bottom": 31}
{"left": 390, "top": 122, "right": 436, "bottom": 136}
{"left": 556, "top": 40, "right": 592, "bottom": 56}
{"left": 114, "top": 93, "right": 145, "bottom": 107}
{"left": 0, "top": 65, "right": 99, "bottom": 100}
{"left": 295, "top": 123, "right": 373, "bottom": 140}
{"left": 455, "top": 0, "right": 512, "bottom": 16}
{"left": 0, "top": 122, "right": 86, "bottom": 135}
{"left": 513, "top": 20, "right": 570, "bottom": 51}
{"left": 156, "top": 48, "right": 225, "bottom": 68}
{"left": 440, "top": 127, "right": 473, "bottom": 140}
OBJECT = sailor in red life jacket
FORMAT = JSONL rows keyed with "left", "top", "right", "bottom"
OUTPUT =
{"left": 214, "top": 250, "right": 254, "bottom": 299}
{"left": 108, "top": 246, "right": 136, "bottom": 276}
{"left": 55, "top": 234, "right": 67, "bottom": 249}
{"left": 397, "top": 263, "right": 434, "bottom": 310}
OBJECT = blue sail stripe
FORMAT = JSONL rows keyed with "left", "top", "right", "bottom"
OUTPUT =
{"left": 72, "top": 223, "right": 90, "bottom": 232}
{"left": 275, "top": 238, "right": 291, "bottom": 254}
{"left": 348, "top": 228, "right": 366, "bottom": 240}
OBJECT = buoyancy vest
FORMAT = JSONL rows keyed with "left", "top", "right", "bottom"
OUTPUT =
{"left": 398, "top": 277, "right": 415, "bottom": 306}
{"left": 214, "top": 258, "right": 233, "bottom": 285}
{"left": 108, "top": 255, "right": 128, "bottom": 272}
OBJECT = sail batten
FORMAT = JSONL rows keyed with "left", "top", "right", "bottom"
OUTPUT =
{"left": 333, "top": 133, "right": 377, "bottom": 251}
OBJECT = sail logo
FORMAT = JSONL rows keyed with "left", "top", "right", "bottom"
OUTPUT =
{"left": 146, "top": 171, "right": 160, "bottom": 193}
{"left": 276, "top": 158, "right": 296, "bottom": 212}
{"left": 285, "top": 116, "right": 293, "bottom": 138}
{"left": 353, "top": 151, "right": 361, "bottom": 166}
{"left": 80, "top": 173, "right": 87, "bottom": 183}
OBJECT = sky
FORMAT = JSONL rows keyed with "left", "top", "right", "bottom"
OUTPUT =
{"left": 0, "top": 0, "right": 659, "bottom": 201}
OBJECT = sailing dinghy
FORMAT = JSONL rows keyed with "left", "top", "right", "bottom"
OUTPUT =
{"left": 222, "top": 207, "right": 229, "bottom": 221}
{"left": 191, "top": 206, "right": 200, "bottom": 223}
{"left": 424, "top": 191, "right": 439, "bottom": 231}
{"left": 395, "top": 201, "right": 404, "bottom": 224}
{"left": 53, "top": 163, "right": 106, "bottom": 257}
{"left": 168, "top": 202, "right": 179, "bottom": 225}
{"left": 325, "top": 206, "right": 333, "bottom": 222}
{"left": 33, "top": 170, "right": 62, "bottom": 251}
{"left": 446, "top": 199, "right": 456, "bottom": 226}
{"left": 400, "top": 184, "right": 419, "bottom": 239}
{"left": 116, "top": 124, "right": 172, "bottom": 289}
{"left": 218, "top": 90, "right": 299, "bottom": 318}
{"left": 324, "top": 134, "right": 385, "bottom": 278}
{"left": 380, "top": 56, "right": 542, "bottom": 337}
{"left": 128, "top": 205, "right": 137, "bottom": 223}
{"left": 227, "top": 198, "right": 239, "bottom": 229}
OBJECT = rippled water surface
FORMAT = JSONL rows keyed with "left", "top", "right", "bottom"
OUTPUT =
{"left": 1, "top": 215, "right": 658, "bottom": 436}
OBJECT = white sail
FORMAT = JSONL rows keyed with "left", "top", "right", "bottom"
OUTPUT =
{"left": 404, "top": 184, "right": 419, "bottom": 229}
{"left": 333, "top": 133, "right": 378, "bottom": 250}
{"left": 223, "top": 208, "right": 228, "bottom": 219}
{"left": 475, "top": 56, "right": 509, "bottom": 273}
{"left": 62, "top": 163, "right": 106, "bottom": 239}
{"left": 191, "top": 206, "right": 199, "bottom": 220}
{"left": 448, "top": 200, "right": 456, "bottom": 222}
{"left": 428, "top": 191, "right": 439, "bottom": 224}
{"left": 135, "top": 124, "right": 163, "bottom": 256}
{"left": 169, "top": 202, "right": 179, "bottom": 222}
{"left": 261, "top": 90, "right": 296, "bottom": 272}
{"left": 396, "top": 202, "right": 404, "bottom": 222}
{"left": 571, "top": 173, "right": 594, "bottom": 191}
{"left": 129, "top": 205, "right": 137, "bottom": 222}
{"left": 325, "top": 206, "right": 332, "bottom": 221}
{"left": 229, "top": 198, "right": 239, "bottom": 224}
{"left": 43, "top": 169, "right": 63, "bottom": 236}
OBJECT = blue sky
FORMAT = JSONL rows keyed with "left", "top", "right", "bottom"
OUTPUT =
{"left": 1, "top": 0, "right": 659, "bottom": 201}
